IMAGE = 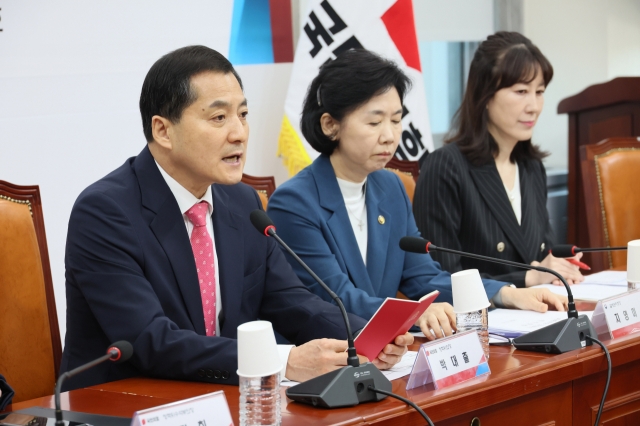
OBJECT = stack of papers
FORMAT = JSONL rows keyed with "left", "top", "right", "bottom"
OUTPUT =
{"left": 488, "top": 309, "right": 594, "bottom": 338}
{"left": 582, "top": 270, "right": 627, "bottom": 286}
{"left": 537, "top": 283, "right": 627, "bottom": 301}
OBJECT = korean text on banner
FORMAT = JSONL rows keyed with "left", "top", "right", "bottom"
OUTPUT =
{"left": 278, "top": 0, "right": 433, "bottom": 176}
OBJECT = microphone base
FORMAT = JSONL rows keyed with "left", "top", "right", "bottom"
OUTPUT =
{"left": 285, "top": 363, "right": 391, "bottom": 408}
{"left": 513, "top": 315, "right": 596, "bottom": 354}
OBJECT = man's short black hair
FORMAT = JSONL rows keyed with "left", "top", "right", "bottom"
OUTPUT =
{"left": 139, "top": 45, "right": 243, "bottom": 142}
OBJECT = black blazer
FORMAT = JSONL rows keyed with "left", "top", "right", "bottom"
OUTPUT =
{"left": 61, "top": 146, "right": 366, "bottom": 390}
{"left": 413, "top": 143, "right": 554, "bottom": 287}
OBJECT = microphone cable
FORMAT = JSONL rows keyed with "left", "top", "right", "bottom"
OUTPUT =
{"left": 368, "top": 385, "right": 434, "bottom": 426}
{"left": 585, "top": 336, "right": 611, "bottom": 426}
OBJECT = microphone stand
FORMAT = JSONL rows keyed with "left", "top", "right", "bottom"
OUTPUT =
{"left": 55, "top": 351, "right": 117, "bottom": 425}
{"left": 578, "top": 247, "right": 627, "bottom": 252}
{"left": 427, "top": 243, "right": 579, "bottom": 319}
{"left": 402, "top": 238, "right": 597, "bottom": 354}
{"left": 54, "top": 342, "right": 132, "bottom": 425}
{"left": 267, "top": 229, "right": 360, "bottom": 367}
{"left": 250, "top": 211, "right": 391, "bottom": 408}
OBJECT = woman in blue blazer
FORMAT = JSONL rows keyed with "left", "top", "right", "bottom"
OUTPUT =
{"left": 268, "top": 49, "right": 568, "bottom": 339}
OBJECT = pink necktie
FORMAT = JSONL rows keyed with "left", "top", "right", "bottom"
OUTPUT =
{"left": 185, "top": 201, "right": 217, "bottom": 337}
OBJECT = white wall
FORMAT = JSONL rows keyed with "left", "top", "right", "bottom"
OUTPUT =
{"left": 414, "top": 0, "right": 493, "bottom": 42}
{"left": 236, "top": 63, "right": 292, "bottom": 185}
{"left": 523, "top": 0, "right": 640, "bottom": 168}
{"left": 0, "top": 1, "right": 293, "bottom": 343}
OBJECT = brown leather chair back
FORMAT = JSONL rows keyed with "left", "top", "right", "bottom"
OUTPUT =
{"left": 241, "top": 174, "right": 276, "bottom": 210}
{"left": 0, "top": 181, "right": 61, "bottom": 403}
{"left": 385, "top": 158, "right": 420, "bottom": 204}
{"left": 580, "top": 138, "right": 640, "bottom": 270}
{"left": 387, "top": 168, "right": 416, "bottom": 204}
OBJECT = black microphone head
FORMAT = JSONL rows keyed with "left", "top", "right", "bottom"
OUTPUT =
{"left": 250, "top": 209, "right": 276, "bottom": 236}
{"left": 107, "top": 341, "right": 133, "bottom": 364}
{"left": 399, "top": 236, "right": 430, "bottom": 254}
{"left": 551, "top": 244, "right": 577, "bottom": 258}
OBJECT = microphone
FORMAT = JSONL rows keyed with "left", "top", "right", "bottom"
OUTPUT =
{"left": 399, "top": 237, "right": 596, "bottom": 354}
{"left": 551, "top": 244, "right": 627, "bottom": 257}
{"left": 55, "top": 341, "right": 133, "bottom": 425}
{"left": 250, "top": 210, "right": 391, "bottom": 408}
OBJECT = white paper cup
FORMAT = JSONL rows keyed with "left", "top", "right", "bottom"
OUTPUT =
{"left": 237, "top": 321, "right": 283, "bottom": 378}
{"left": 628, "top": 240, "right": 640, "bottom": 283}
{"left": 451, "top": 269, "right": 491, "bottom": 314}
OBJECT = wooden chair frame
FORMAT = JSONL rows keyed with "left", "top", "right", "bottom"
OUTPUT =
{"left": 0, "top": 180, "right": 62, "bottom": 374}
{"left": 241, "top": 174, "right": 276, "bottom": 199}
{"left": 385, "top": 157, "right": 420, "bottom": 182}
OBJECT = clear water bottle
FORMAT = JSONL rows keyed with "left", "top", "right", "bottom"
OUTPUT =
{"left": 456, "top": 308, "right": 490, "bottom": 359}
{"left": 239, "top": 372, "right": 281, "bottom": 426}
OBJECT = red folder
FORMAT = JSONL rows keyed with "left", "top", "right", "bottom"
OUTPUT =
{"left": 354, "top": 290, "right": 439, "bottom": 361}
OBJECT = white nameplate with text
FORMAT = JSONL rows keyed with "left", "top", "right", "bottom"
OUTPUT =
{"left": 406, "top": 330, "right": 490, "bottom": 391}
{"left": 592, "top": 288, "right": 640, "bottom": 341}
{"left": 130, "top": 390, "right": 233, "bottom": 426}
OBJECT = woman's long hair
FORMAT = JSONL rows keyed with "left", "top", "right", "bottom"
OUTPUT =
{"left": 446, "top": 32, "right": 553, "bottom": 166}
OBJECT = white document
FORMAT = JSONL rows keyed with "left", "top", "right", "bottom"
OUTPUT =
{"left": 488, "top": 309, "right": 594, "bottom": 335}
{"left": 583, "top": 270, "right": 628, "bottom": 287}
{"left": 538, "top": 283, "right": 628, "bottom": 301}
{"left": 280, "top": 351, "right": 418, "bottom": 387}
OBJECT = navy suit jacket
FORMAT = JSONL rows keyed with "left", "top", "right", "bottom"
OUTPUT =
{"left": 61, "top": 146, "right": 366, "bottom": 390}
{"left": 0, "top": 374, "right": 13, "bottom": 411}
{"left": 414, "top": 142, "right": 554, "bottom": 287}
{"left": 267, "top": 155, "right": 505, "bottom": 320}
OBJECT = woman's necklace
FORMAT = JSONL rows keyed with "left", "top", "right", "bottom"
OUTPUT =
{"left": 344, "top": 184, "right": 366, "bottom": 231}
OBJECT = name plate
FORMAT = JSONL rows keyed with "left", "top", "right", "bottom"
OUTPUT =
{"left": 592, "top": 288, "right": 640, "bottom": 341}
{"left": 130, "top": 390, "right": 233, "bottom": 426}
{"left": 406, "top": 330, "right": 490, "bottom": 391}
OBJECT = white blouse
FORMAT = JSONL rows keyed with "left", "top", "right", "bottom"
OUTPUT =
{"left": 503, "top": 162, "right": 522, "bottom": 225}
{"left": 336, "top": 177, "right": 368, "bottom": 264}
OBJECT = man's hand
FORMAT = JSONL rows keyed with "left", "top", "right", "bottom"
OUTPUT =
{"left": 415, "top": 302, "right": 456, "bottom": 341}
{"left": 498, "top": 286, "right": 568, "bottom": 312}
{"left": 372, "top": 332, "right": 414, "bottom": 370}
{"left": 285, "top": 339, "right": 368, "bottom": 383}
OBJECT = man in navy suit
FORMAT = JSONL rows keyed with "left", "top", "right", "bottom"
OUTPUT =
{"left": 61, "top": 46, "right": 412, "bottom": 391}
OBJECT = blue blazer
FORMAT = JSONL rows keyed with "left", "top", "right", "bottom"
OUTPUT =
{"left": 61, "top": 146, "right": 366, "bottom": 390}
{"left": 267, "top": 155, "right": 505, "bottom": 320}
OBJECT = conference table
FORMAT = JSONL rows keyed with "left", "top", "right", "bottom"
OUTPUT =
{"left": 7, "top": 312, "right": 640, "bottom": 426}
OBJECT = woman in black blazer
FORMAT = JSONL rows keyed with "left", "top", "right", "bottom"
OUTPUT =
{"left": 414, "top": 32, "right": 584, "bottom": 288}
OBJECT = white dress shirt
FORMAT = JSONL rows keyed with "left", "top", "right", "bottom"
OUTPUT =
{"left": 156, "top": 162, "right": 291, "bottom": 378}
{"left": 156, "top": 162, "right": 222, "bottom": 336}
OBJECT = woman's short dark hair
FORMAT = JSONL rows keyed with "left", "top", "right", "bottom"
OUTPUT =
{"left": 446, "top": 32, "right": 553, "bottom": 165}
{"left": 300, "top": 49, "right": 411, "bottom": 155}
{"left": 139, "top": 45, "right": 243, "bottom": 142}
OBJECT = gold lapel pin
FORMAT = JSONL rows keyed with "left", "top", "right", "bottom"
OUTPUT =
{"left": 378, "top": 215, "right": 385, "bottom": 225}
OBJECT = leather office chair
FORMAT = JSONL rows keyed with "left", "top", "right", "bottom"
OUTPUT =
{"left": 385, "top": 158, "right": 420, "bottom": 204}
{"left": 241, "top": 174, "right": 276, "bottom": 210}
{"left": 0, "top": 181, "right": 61, "bottom": 403}
{"left": 386, "top": 157, "right": 420, "bottom": 299}
{"left": 580, "top": 137, "right": 640, "bottom": 271}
